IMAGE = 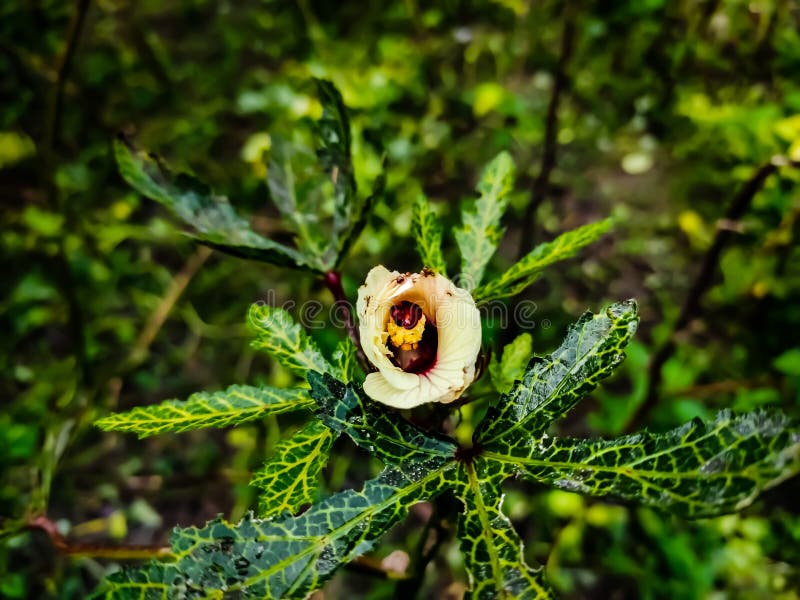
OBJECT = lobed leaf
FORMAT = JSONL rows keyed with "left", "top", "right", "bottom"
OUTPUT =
{"left": 100, "top": 462, "right": 455, "bottom": 599}
{"left": 455, "top": 151, "right": 516, "bottom": 290}
{"left": 95, "top": 385, "right": 313, "bottom": 439}
{"left": 412, "top": 194, "right": 447, "bottom": 275}
{"left": 455, "top": 460, "right": 555, "bottom": 600}
{"left": 309, "top": 372, "right": 457, "bottom": 465}
{"left": 473, "top": 219, "right": 613, "bottom": 303}
{"left": 252, "top": 419, "right": 335, "bottom": 518}
{"left": 476, "top": 300, "right": 639, "bottom": 449}
{"left": 114, "top": 137, "right": 312, "bottom": 271}
{"left": 248, "top": 303, "right": 335, "bottom": 378}
{"left": 485, "top": 409, "right": 800, "bottom": 519}
{"left": 489, "top": 332, "right": 533, "bottom": 394}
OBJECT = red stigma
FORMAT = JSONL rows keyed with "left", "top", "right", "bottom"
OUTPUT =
{"left": 390, "top": 301, "right": 423, "bottom": 329}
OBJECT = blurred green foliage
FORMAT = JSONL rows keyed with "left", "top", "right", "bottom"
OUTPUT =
{"left": 2, "top": 0, "right": 800, "bottom": 598}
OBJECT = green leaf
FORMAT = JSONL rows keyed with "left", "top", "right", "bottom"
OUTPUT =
{"left": 309, "top": 372, "right": 457, "bottom": 465}
{"left": 95, "top": 385, "right": 313, "bottom": 439}
{"left": 455, "top": 151, "right": 516, "bottom": 290}
{"left": 489, "top": 332, "right": 533, "bottom": 394}
{"left": 97, "top": 563, "right": 183, "bottom": 599}
{"left": 412, "top": 194, "right": 447, "bottom": 275}
{"left": 476, "top": 300, "right": 639, "bottom": 448}
{"left": 252, "top": 419, "right": 335, "bottom": 518}
{"left": 485, "top": 409, "right": 800, "bottom": 519}
{"left": 473, "top": 219, "right": 612, "bottom": 302}
{"left": 266, "top": 138, "right": 326, "bottom": 264}
{"left": 113, "top": 137, "right": 313, "bottom": 271}
{"left": 314, "top": 79, "right": 365, "bottom": 267}
{"left": 332, "top": 166, "right": 386, "bottom": 269}
{"left": 103, "top": 462, "right": 455, "bottom": 599}
{"left": 248, "top": 303, "right": 335, "bottom": 378}
{"left": 331, "top": 338, "right": 362, "bottom": 383}
{"left": 455, "top": 460, "right": 554, "bottom": 600}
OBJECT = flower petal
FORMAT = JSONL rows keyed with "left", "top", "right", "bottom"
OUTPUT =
{"left": 357, "top": 265, "right": 482, "bottom": 407}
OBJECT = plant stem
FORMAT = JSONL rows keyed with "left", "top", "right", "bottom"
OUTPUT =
{"left": 28, "top": 515, "right": 172, "bottom": 561}
{"left": 624, "top": 156, "right": 797, "bottom": 432}
{"left": 517, "top": 6, "right": 576, "bottom": 259}
{"left": 395, "top": 495, "right": 453, "bottom": 598}
{"left": 323, "top": 270, "right": 373, "bottom": 373}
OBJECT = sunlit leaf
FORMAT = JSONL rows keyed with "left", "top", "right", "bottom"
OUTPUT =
{"left": 455, "top": 460, "right": 555, "bottom": 600}
{"left": 95, "top": 385, "right": 313, "bottom": 439}
{"left": 473, "top": 219, "right": 613, "bottom": 303}
{"left": 486, "top": 409, "right": 800, "bottom": 519}
{"left": 476, "top": 300, "right": 639, "bottom": 448}
{"left": 412, "top": 194, "right": 447, "bottom": 275}
{"left": 489, "top": 332, "right": 533, "bottom": 394}
{"left": 114, "top": 137, "right": 314, "bottom": 271}
{"left": 248, "top": 303, "right": 335, "bottom": 378}
{"left": 252, "top": 419, "right": 335, "bottom": 518}
{"left": 455, "top": 151, "right": 516, "bottom": 290}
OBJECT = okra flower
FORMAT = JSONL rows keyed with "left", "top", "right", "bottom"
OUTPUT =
{"left": 356, "top": 265, "right": 482, "bottom": 408}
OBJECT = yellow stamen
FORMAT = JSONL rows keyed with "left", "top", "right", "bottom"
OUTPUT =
{"left": 387, "top": 313, "right": 426, "bottom": 348}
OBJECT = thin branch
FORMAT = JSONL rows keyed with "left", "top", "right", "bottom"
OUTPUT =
{"left": 395, "top": 495, "right": 453, "bottom": 598}
{"left": 323, "top": 270, "right": 373, "bottom": 373}
{"left": 517, "top": 8, "right": 576, "bottom": 259}
{"left": 43, "top": 0, "right": 91, "bottom": 160}
{"left": 126, "top": 246, "right": 213, "bottom": 368}
{"left": 28, "top": 515, "right": 172, "bottom": 561}
{"left": 625, "top": 156, "right": 796, "bottom": 432}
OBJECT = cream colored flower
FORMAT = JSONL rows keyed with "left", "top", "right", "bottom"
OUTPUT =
{"left": 356, "top": 265, "right": 482, "bottom": 409}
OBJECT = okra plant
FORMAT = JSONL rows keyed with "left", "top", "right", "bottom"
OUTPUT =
{"left": 94, "top": 81, "right": 800, "bottom": 599}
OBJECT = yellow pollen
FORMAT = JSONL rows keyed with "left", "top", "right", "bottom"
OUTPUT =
{"left": 386, "top": 313, "right": 427, "bottom": 349}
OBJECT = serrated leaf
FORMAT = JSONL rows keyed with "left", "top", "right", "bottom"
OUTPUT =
{"left": 103, "top": 461, "right": 455, "bottom": 599}
{"left": 95, "top": 385, "right": 313, "bottom": 439}
{"left": 248, "top": 303, "right": 335, "bottom": 378}
{"left": 485, "top": 409, "right": 800, "bottom": 519}
{"left": 476, "top": 300, "right": 639, "bottom": 448}
{"left": 412, "top": 194, "right": 447, "bottom": 275}
{"left": 455, "top": 459, "right": 554, "bottom": 600}
{"left": 252, "top": 419, "right": 335, "bottom": 518}
{"left": 309, "top": 372, "right": 457, "bottom": 465}
{"left": 473, "top": 219, "right": 612, "bottom": 303}
{"left": 114, "top": 137, "right": 313, "bottom": 272}
{"left": 455, "top": 152, "right": 516, "bottom": 290}
{"left": 489, "top": 332, "right": 533, "bottom": 394}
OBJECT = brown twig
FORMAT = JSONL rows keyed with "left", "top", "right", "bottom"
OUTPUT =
{"left": 126, "top": 246, "right": 213, "bottom": 368}
{"left": 517, "top": 7, "right": 576, "bottom": 259}
{"left": 624, "top": 156, "right": 796, "bottom": 432}
{"left": 394, "top": 495, "right": 454, "bottom": 598}
{"left": 28, "top": 515, "right": 172, "bottom": 561}
{"left": 323, "top": 270, "right": 372, "bottom": 373}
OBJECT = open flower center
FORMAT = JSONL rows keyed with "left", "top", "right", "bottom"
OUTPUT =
{"left": 385, "top": 300, "right": 438, "bottom": 374}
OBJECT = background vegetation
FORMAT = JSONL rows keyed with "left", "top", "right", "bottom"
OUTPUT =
{"left": 3, "top": 0, "right": 800, "bottom": 598}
